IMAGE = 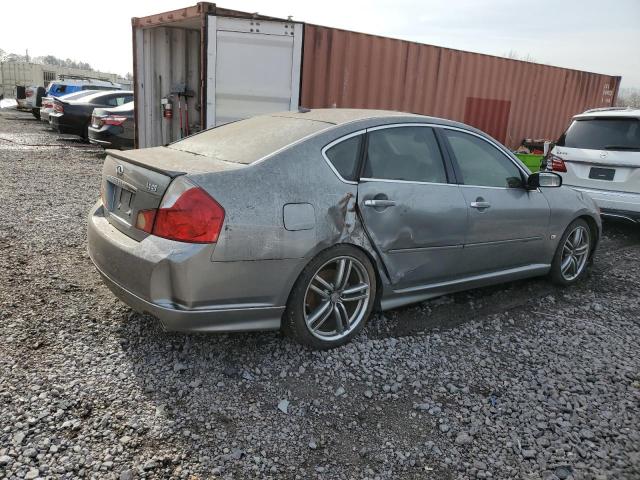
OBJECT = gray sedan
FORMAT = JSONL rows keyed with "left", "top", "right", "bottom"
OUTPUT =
{"left": 88, "top": 109, "right": 601, "bottom": 349}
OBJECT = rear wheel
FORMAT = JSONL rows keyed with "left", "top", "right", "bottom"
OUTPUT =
{"left": 550, "top": 218, "right": 592, "bottom": 286}
{"left": 32, "top": 108, "right": 40, "bottom": 119}
{"left": 283, "top": 245, "right": 376, "bottom": 349}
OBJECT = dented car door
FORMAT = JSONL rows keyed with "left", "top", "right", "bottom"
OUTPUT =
{"left": 357, "top": 125, "right": 469, "bottom": 289}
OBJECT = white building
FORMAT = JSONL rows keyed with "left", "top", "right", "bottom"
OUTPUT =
{"left": 0, "top": 61, "right": 121, "bottom": 98}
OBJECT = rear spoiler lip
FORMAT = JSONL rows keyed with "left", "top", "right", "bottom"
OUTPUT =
{"left": 105, "top": 149, "right": 187, "bottom": 178}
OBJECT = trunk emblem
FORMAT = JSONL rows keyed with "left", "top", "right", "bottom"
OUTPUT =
{"left": 116, "top": 165, "right": 124, "bottom": 176}
{"left": 599, "top": 151, "right": 608, "bottom": 159}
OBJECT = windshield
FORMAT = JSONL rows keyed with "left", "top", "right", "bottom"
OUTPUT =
{"left": 169, "top": 115, "right": 333, "bottom": 164}
{"left": 558, "top": 117, "right": 640, "bottom": 151}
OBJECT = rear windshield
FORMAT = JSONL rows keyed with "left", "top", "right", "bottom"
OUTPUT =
{"left": 558, "top": 118, "right": 640, "bottom": 151}
{"left": 169, "top": 115, "right": 333, "bottom": 164}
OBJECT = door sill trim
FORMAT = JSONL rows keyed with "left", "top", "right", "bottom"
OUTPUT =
{"left": 393, "top": 263, "right": 549, "bottom": 295}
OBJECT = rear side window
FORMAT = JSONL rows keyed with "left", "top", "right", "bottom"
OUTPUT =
{"left": 558, "top": 118, "right": 640, "bottom": 151}
{"left": 324, "top": 135, "right": 362, "bottom": 181}
{"left": 363, "top": 126, "right": 447, "bottom": 183}
{"left": 444, "top": 130, "right": 523, "bottom": 188}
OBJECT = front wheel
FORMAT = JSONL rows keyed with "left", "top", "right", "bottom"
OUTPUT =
{"left": 283, "top": 245, "right": 377, "bottom": 350}
{"left": 550, "top": 218, "right": 592, "bottom": 286}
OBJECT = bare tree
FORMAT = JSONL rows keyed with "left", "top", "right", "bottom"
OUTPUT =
{"left": 1, "top": 48, "right": 94, "bottom": 70}
{"left": 503, "top": 50, "right": 537, "bottom": 63}
{"left": 616, "top": 87, "right": 640, "bottom": 108}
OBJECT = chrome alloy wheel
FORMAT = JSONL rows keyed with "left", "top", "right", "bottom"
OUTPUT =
{"left": 560, "top": 225, "right": 590, "bottom": 281}
{"left": 303, "top": 256, "right": 371, "bottom": 341}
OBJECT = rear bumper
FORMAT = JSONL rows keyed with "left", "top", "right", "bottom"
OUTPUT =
{"left": 87, "top": 202, "right": 291, "bottom": 332}
{"left": 568, "top": 185, "right": 640, "bottom": 222}
{"left": 50, "top": 114, "right": 80, "bottom": 135}
{"left": 88, "top": 126, "right": 133, "bottom": 150}
{"left": 94, "top": 263, "right": 283, "bottom": 332}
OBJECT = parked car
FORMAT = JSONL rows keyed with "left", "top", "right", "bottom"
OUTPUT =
{"left": 40, "top": 90, "right": 101, "bottom": 125}
{"left": 31, "top": 77, "right": 122, "bottom": 120}
{"left": 46, "top": 77, "right": 122, "bottom": 97}
{"left": 25, "top": 85, "right": 46, "bottom": 118}
{"left": 88, "top": 109, "right": 601, "bottom": 349}
{"left": 545, "top": 107, "right": 640, "bottom": 223}
{"left": 50, "top": 90, "right": 133, "bottom": 139}
{"left": 88, "top": 101, "right": 134, "bottom": 149}
{"left": 15, "top": 86, "right": 29, "bottom": 110}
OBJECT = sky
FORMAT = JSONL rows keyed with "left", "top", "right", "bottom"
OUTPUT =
{"left": 1, "top": 0, "right": 639, "bottom": 88}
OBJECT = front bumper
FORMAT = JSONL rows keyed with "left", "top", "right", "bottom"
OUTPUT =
{"left": 568, "top": 185, "right": 640, "bottom": 223}
{"left": 87, "top": 202, "right": 291, "bottom": 332}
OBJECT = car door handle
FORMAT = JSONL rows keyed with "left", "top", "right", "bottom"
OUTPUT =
{"left": 470, "top": 201, "right": 491, "bottom": 209}
{"left": 364, "top": 199, "right": 396, "bottom": 207}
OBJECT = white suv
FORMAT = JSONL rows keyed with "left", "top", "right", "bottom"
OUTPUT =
{"left": 546, "top": 107, "right": 640, "bottom": 223}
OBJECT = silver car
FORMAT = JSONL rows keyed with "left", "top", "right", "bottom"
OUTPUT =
{"left": 88, "top": 109, "right": 601, "bottom": 349}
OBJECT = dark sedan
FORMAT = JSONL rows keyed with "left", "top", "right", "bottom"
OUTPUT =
{"left": 50, "top": 90, "right": 133, "bottom": 140}
{"left": 88, "top": 101, "right": 134, "bottom": 150}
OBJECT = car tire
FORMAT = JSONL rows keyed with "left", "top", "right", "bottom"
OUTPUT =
{"left": 549, "top": 218, "right": 592, "bottom": 286}
{"left": 32, "top": 108, "right": 40, "bottom": 119}
{"left": 283, "top": 245, "right": 377, "bottom": 350}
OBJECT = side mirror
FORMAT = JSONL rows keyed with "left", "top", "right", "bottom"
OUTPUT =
{"left": 527, "top": 172, "right": 562, "bottom": 190}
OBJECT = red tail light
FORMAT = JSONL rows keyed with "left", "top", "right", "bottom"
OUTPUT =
{"left": 26, "top": 90, "right": 34, "bottom": 97}
{"left": 549, "top": 154, "right": 567, "bottom": 173}
{"left": 135, "top": 179, "right": 225, "bottom": 243}
{"left": 103, "top": 115, "right": 127, "bottom": 126}
{"left": 53, "top": 103, "right": 64, "bottom": 113}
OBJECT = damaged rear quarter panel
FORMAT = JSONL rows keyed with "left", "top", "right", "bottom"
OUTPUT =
{"left": 187, "top": 122, "right": 391, "bottom": 290}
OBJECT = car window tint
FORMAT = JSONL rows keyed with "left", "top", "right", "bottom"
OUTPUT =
{"left": 324, "top": 135, "right": 362, "bottom": 181}
{"left": 558, "top": 118, "right": 640, "bottom": 150}
{"left": 363, "top": 127, "right": 447, "bottom": 183}
{"left": 444, "top": 130, "right": 523, "bottom": 188}
{"left": 102, "top": 96, "right": 120, "bottom": 107}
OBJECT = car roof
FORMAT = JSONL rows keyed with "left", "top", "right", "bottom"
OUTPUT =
{"left": 574, "top": 107, "right": 640, "bottom": 120}
{"left": 50, "top": 79, "right": 120, "bottom": 87}
{"left": 68, "top": 90, "right": 133, "bottom": 103}
{"left": 271, "top": 108, "right": 465, "bottom": 127}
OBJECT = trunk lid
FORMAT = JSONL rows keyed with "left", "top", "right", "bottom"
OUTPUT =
{"left": 101, "top": 147, "right": 246, "bottom": 241}
{"left": 556, "top": 147, "right": 640, "bottom": 194}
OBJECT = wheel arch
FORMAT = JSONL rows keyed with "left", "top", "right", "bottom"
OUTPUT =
{"left": 282, "top": 241, "right": 386, "bottom": 313}
{"left": 576, "top": 213, "right": 600, "bottom": 258}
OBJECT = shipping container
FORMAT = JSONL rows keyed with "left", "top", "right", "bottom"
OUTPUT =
{"left": 132, "top": 3, "right": 302, "bottom": 148}
{"left": 133, "top": 3, "right": 621, "bottom": 149}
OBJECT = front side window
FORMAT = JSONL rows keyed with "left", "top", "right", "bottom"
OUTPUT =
{"left": 363, "top": 126, "right": 447, "bottom": 183}
{"left": 444, "top": 130, "right": 523, "bottom": 188}
{"left": 324, "top": 135, "right": 362, "bottom": 181}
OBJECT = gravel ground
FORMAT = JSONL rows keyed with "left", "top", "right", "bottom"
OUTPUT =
{"left": 1, "top": 109, "right": 639, "bottom": 480}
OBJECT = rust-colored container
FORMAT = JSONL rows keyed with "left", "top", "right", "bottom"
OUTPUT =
{"left": 132, "top": 4, "right": 621, "bottom": 149}
{"left": 300, "top": 25, "right": 621, "bottom": 147}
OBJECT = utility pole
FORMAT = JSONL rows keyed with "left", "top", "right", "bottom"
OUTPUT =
{"left": 25, "top": 49, "right": 29, "bottom": 62}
